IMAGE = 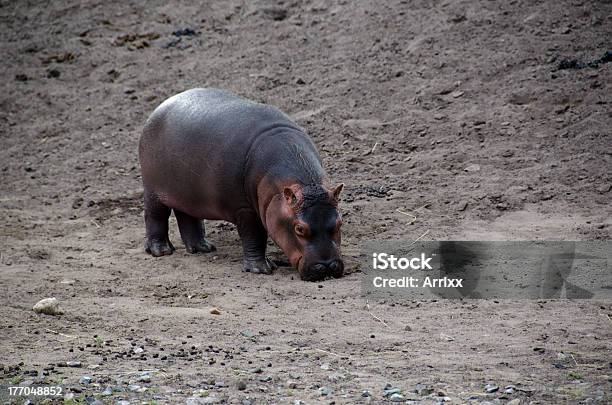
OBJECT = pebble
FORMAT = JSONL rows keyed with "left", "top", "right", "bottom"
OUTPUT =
{"left": 507, "top": 399, "right": 521, "bottom": 405}
{"left": 384, "top": 387, "right": 402, "bottom": 397}
{"left": 258, "top": 375, "right": 272, "bottom": 382}
{"left": 79, "top": 376, "right": 92, "bottom": 384}
{"left": 133, "top": 347, "right": 144, "bottom": 354}
{"left": 241, "top": 330, "right": 255, "bottom": 338}
{"left": 361, "top": 389, "right": 371, "bottom": 397}
{"left": 464, "top": 164, "right": 481, "bottom": 172}
{"left": 116, "top": 401, "right": 130, "bottom": 405}
{"left": 456, "top": 201, "right": 468, "bottom": 211}
{"left": 138, "top": 372, "right": 151, "bottom": 383}
{"left": 597, "top": 184, "right": 611, "bottom": 193}
{"left": 389, "top": 393, "right": 405, "bottom": 402}
{"left": 210, "top": 307, "right": 221, "bottom": 315}
{"left": 287, "top": 380, "right": 298, "bottom": 388}
{"left": 328, "top": 373, "right": 344, "bottom": 382}
{"left": 484, "top": 383, "right": 499, "bottom": 393}
{"left": 318, "top": 386, "right": 332, "bottom": 396}
{"left": 101, "top": 386, "right": 113, "bottom": 396}
{"left": 236, "top": 380, "right": 247, "bottom": 390}
{"left": 415, "top": 383, "right": 433, "bottom": 396}
{"left": 66, "top": 361, "right": 82, "bottom": 368}
{"left": 504, "top": 385, "right": 516, "bottom": 394}
{"left": 127, "top": 384, "right": 146, "bottom": 393}
{"left": 33, "top": 297, "right": 63, "bottom": 315}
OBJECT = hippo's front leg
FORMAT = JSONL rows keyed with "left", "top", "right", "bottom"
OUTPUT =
{"left": 236, "top": 209, "right": 277, "bottom": 274}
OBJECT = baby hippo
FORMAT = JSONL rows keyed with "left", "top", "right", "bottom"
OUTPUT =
{"left": 139, "top": 88, "right": 344, "bottom": 281}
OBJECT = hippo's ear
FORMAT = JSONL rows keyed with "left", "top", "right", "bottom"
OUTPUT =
{"left": 331, "top": 183, "right": 344, "bottom": 201}
{"left": 283, "top": 184, "right": 303, "bottom": 208}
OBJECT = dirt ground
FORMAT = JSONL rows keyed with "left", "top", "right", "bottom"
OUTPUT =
{"left": 1, "top": 0, "right": 611, "bottom": 404}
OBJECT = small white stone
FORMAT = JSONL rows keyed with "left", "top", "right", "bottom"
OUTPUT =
{"left": 33, "top": 297, "right": 63, "bottom": 315}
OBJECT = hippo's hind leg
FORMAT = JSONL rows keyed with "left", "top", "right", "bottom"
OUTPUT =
{"left": 144, "top": 190, "right": 175, "bottom": 256}
{"left": 174, "top": 210, "right": 216, "bottom": 254}
{"left": 236, "top": 209, "right": 277, "bottom": 274}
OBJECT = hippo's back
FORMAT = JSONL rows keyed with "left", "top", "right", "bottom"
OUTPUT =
{"left": 139, "top": 88, "right": 302, "bottom": 221}
{"left": 143, "top": 88, "right": 297, "bottom": 146}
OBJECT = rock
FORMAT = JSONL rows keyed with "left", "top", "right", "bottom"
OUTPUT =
{"left": 127, "top": 384, "right": 146, "bottom": 393}
{"left": 540, "top": 194, "right": 554, "bottom": 201}
{"left": 210, "top": 307, "right": 221, "bottom": 315}
{"left": 361, "top": 389, "right": 371, "bottom": 397}
{"left": 383, "top": 384, "right": 402, "bottom": 397}
{"left": 451, "top": 91, "right": 464, "bottom": 98}
{"left": 464, "top": 164, "right": 481, "bottom": 172}
{"left": 33, "top": 297, "right": 63, "bottom": 315}
{"left": 116, "top": 401, "right": 130, "bottom": 405}
{"left": 415, "top": 383, "right": 433, "bottom": 396}
{"left": 260, "top": 7, "right": 288, "bottom": 21}
{"left": 456, "top": 201, "right": 468, "bottom": 211}
{"left": 504, "top": 385, "right": 516, "bottom": 394}
{"left": 47, "top": 69, "right": 60, "bottom": 78}
{"left": 241, "top": 330, "right": 255, "bottom": 338}
{"left": 597, "top": 184, "right": 611, "bottom": 193}
{"left": 79, "top": 376, "right": 92, "bottom": 384}
{"left": 484, "top": 383, "right": 499, "bottom": 393}
{"left": 101, "top": 386, "right": 113, "bottom": 396}
{"left": 66, "top": 361, "right": 82, "bottom": 368}
{"left": 137, "top": 372, "right": 151, "bottom": 383}
{"left": 507, "top": 399, "right": 521, "bottom": 405}
{"left": 236, "top": 380, "right": 247, "bottom": 390}
{"left": 328, "top": 373, "right": 344, "bottom": 382}
{"left": 15, "top": 73, "right": 28, "bottom": 81}
{"left": 258, "top": 375, "right": 272, "bottom": 382}
{"left": 172, "top": 28, "right": 198, "bottom": 37}
{"left": 133, "top": 347, "right": 144, "bottom": 354}
{"left": 318, "top": 386, "right": 332, "bottom": 396}
{"left": 389, "top": 393, "right": 405, "bottom": 402}
{"left": 287, "top": 380, "right": 298, "bottom": 388}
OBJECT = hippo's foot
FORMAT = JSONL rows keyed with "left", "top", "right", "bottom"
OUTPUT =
{"left": 145, "top": 237, "right": 175, "bottom": 257}
{"left": 185, "top": 239, "right": 216, "bottom": 254}
{"left": 243, "top": 257, "right": 277, "bottom": 274}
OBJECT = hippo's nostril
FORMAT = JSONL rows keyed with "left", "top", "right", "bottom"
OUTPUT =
{"left": 313, "top": 263, "right": 326, "bottom": 272}
{"left": 330, "top": 260, "right": 344, "bottom": 278}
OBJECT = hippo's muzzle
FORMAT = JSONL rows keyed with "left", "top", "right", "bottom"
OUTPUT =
{"left": 300, "top": 259, "right": 344, "bottom": 281}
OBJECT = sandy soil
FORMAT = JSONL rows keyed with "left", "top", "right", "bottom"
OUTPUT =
{"left": 1, "top": 0, "right": 611, "bottom": 404}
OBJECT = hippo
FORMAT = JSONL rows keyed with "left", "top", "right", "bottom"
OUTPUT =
{"left": 138, "top": 88, "right": 344, "bottom": 281}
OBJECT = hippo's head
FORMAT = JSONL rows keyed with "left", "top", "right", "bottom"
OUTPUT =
{"left": 266, "top": 183, "right": 344, "bottom": 281}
